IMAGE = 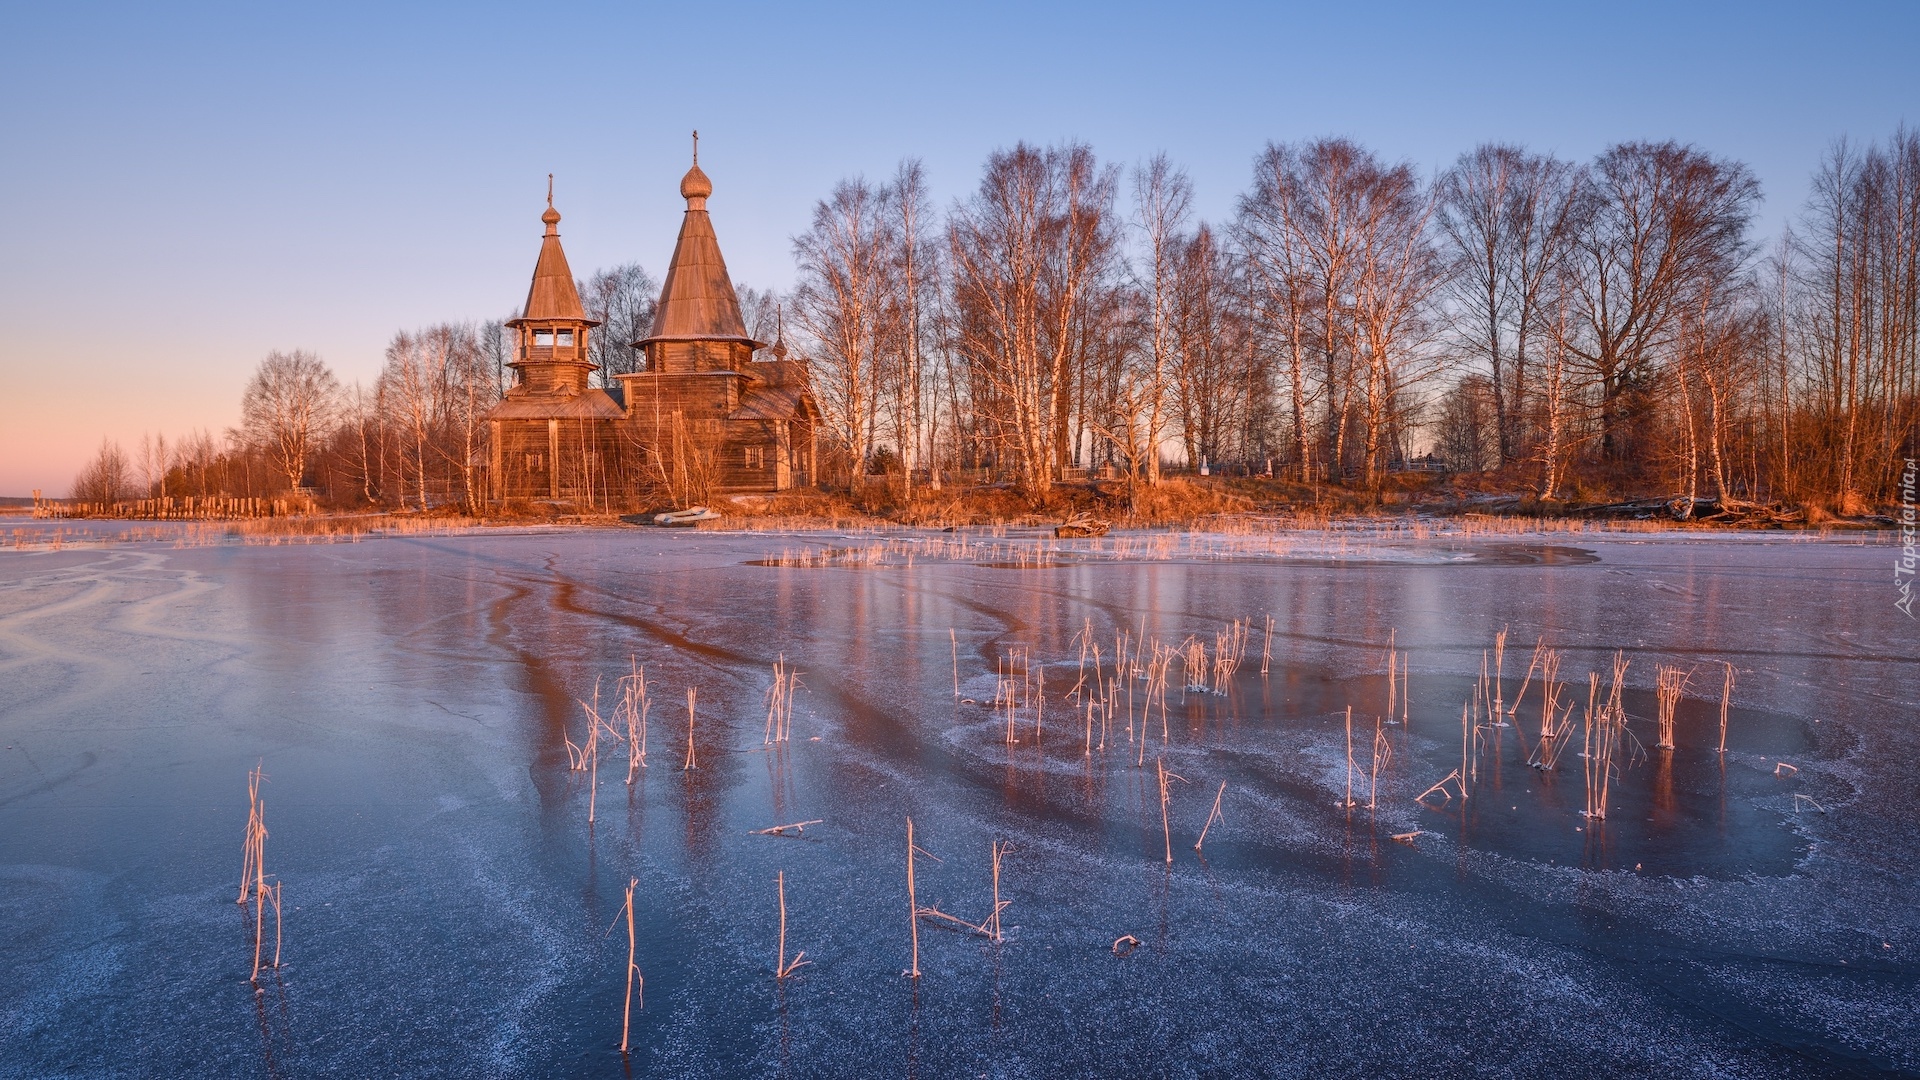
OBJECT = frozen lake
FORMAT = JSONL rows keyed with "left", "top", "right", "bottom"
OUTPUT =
{"left": 1, "top": 519, "right": 1914, "bottom": 1077}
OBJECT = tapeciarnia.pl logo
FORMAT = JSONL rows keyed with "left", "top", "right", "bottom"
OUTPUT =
{"left": 1898, "top": 458, "right": 1916, "bottom": 618}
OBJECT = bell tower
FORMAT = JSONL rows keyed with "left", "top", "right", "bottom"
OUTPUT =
{"left": 505, "top": 178, "right": 600, "bottom": 396}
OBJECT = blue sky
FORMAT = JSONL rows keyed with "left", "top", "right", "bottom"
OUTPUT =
{"left": 2, "top": 0, "right": 1915, "bottom": 494}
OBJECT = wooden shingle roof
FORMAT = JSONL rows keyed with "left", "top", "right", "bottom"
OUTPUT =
{"left": 636, "top": 156, "right": 764, "bottom": 349}
{"left": 490, "top": 388, "right": 626, "bottom": 420}
{"left": 508, "top": 197, "right": 596, "bottom": 327}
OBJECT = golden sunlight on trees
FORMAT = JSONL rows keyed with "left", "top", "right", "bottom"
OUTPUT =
{"left": 241, "top": 349, "right": 340, "bottom": 493}
{"left": 57, "top": 127, "right": 1918, "bottom": 517}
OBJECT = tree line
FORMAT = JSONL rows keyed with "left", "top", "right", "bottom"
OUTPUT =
{"left": 72, "top": 127, "right": 1918, "bottom": 512}
{"left": 790, "top": 129, "right": 1917, "bottom": 510}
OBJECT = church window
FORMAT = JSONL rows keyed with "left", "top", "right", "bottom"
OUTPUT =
{"left": 533, "top": 329, "right": 554, "bottom": 346}
{"left": 556, "top": 329, "right": 575, "bottom": 346}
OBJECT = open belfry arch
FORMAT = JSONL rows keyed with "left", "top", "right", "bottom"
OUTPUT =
{"left": 488, "top": 139, "right": 819, "bottom": 507}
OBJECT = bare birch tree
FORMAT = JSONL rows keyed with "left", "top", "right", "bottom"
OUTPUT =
{"left": 241, "top": 349, "right": 339, "bottom": 493}
{"left": 582, "top": 263, "right": 657, "bottom": 383}
{"left": 1129, "top": 153, "right": 1192, "bottom": 482}
{"left": 1236, "top": 144, "right": 1320, "bottom": 480}
{"left": 71, "top": 439, "right": 133, "bottom": 503}
{"left": 890, "top": 158, "right": 935, "bottom": 494}
{"left": 1796, "top": 128, "right": 1920, "bottom": 506}
{"left": 949, "top": 142, "right": 1118, "bottom": 494}
{"left": 1171, "top": 225, "right": 1252, "bottom": 469}
{"left": 1349, "top": 158, "right": 1444, "bottom": 487}
{"left": 377, "top": 324, "right": 495, "bottom": 509}
{"left": 793, "top": 177, "right": 896, "bottom": 484}
{"left": 1560, "top": 142, "right": 1760, "bottom": 465}
{"left": 1437, "top": 145, "right": 1584, "bottom": 466}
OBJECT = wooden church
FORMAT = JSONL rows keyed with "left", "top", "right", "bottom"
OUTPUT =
{"left": 487, "top": 149, "right": 818, "bottom": 506}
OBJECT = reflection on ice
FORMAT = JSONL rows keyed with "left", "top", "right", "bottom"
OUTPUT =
{"left": 0, "top": 524, "right": 1912, "bottom": 1075}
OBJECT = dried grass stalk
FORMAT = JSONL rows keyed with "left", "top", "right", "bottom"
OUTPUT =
{"left": 1414, "top": 769, "right": 1466, "bottom": 804}
{"left": 775, "top": 870, "right": 810, "bottom": 978}
{"left": 1194, "top": 781, "right": 1227, "bottom": 852}
{"left": 238, "top": 764, "right": 265, "bottom": 905}
{"left": 905, "top": 816, "right": 922, "bottom": 978}
{"left": 754, "top": 820, "right": 825, "bottom": 836}
{"left": 1156, "top": 757, "right": 1186, "bottom": 863}
{"left": 1343, "top": 706, "right": 1357, "bottom": 808}
{"left": 683, "top": 687, "right": 698, "bottom": 771}
{"left": 622, "top": 659, "right": 649, "bottom": 782}
{"left": 986, "top": 839, "right": 1012, "bottom": 944}
{"left": 620, "top": 877, "right": 642, "bottom": 1052}
{"left": 1368, "top": 717, "right": 1392, "bottom": 810}
{"left": 1717, "top": 662, "right": 1735, "bottom": 753}
{"left": 1654, "top": 663, "right": 1690, "bottom": 750}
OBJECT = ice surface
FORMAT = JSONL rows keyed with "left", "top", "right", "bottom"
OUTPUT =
{"left": 0, "top": 516, "right": 1914, "bottom": 1076}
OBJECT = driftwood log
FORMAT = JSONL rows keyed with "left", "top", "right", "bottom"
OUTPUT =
{"left": 1055, "top": 514, "right": 1111, "bottom": 538}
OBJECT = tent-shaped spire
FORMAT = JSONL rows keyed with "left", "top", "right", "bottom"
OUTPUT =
{"left": 636, "top": 136, "right": 763, "bottom": 348}
{"left": 508, "top": 181, "right": 595, "bottom": 327}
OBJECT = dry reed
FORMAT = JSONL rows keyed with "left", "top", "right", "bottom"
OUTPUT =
{"left": 1492, "top": 627, "right": 1508, "bottom": 718}
{"left": 1717, "top": 662, "right": 1735, "bottom": 753}
{"left": 567, "top": 679, "right": 603, "bottom": 772}
{"left": 905, "top": 816, "right": 922, "bottom": 978}
{"left": 1525, "top": 647, "right": 1571, "bottom": 770}
{"left": 577, "top": 689, "right": 605, "bottom": 823}
{"left": 1150, "top": 644, "right": 1173, "bottom": 744}
{"left": 908, "top": 836, "right": 1002, "bottom": 942}
{"left": 238, "top": 763, "right": 265, "bottom": 905}
{"left": 765, "top": 657, "right": 802, "bottom": 744}
{"left": 1385, "top": 630, "right": 1397, "bottom": 717}
{"left": 1194, "top": 781, "right": 1227, "bottom": 852}
{"left": 775, "top": 870, "right": 810, "bottom": 978}
{"left": 237, "top": 764, "right": 282, "bottom": 985}
{"left": 1156, "top": 757, "right": 1186, "bottom": 863}
{"left": 1069, "top": 619, "right": 1093, "bottom": 702}
{"left": 1416, "top": 698, "right": 1475, "bottom": 804}
{"left": 683, "top": 688, "right": 698, "bottom": 771}
{"left": 268, "top": 883, "right": 282, "bottom": 971}
{"left": 251, "top": 877, "right": 280, "bottom": 985}
{"left": 621, "top": 660, "right": 649, "bottom": 782}
{"left": 1182, "top": 636, "right": 1209, "bottom": 694}
{"left": 1414, "top": 769, "right": 1466, "bottom": 804}
{"left": 1511, "top": 637, "right": 1547, "bottom": 718}
{"left": 985, "top": 840, "right": 1012, "bottom": 944}
{"left": 1343, "top": 706, "right": 1357, "bottom": 808}
{"left": 754, "top": 820, "right": 824, "bottom": 836}
{"left": 1368, "top": 716, "right": 1392, "bottom": 810}
{"left": 1654, "top": 664, "right": 1690, "bottom": 750}
{"left": 1400, "top": 652, "right": 1409, "bottom": 724}
{"left": 1211, "top": 619, "right": 1249, "bottom": 690}
{"left": 1583, "top": 653, "right": 1631, "bottom": 819}
{"left": 619, "top": 876, "right": 642, "bottom": 1053}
